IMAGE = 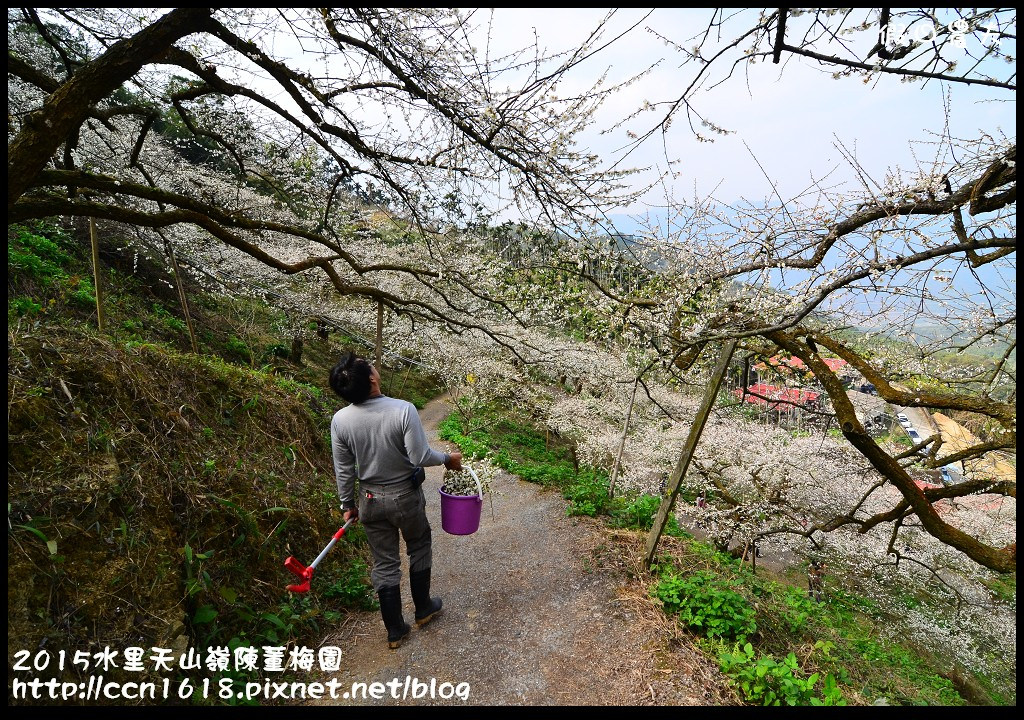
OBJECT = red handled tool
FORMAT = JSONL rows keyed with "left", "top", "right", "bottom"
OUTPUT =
{"left": 284, "top": 519, "right": 354, "bottom": 593}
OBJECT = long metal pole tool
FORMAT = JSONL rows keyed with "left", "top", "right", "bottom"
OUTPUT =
{"left": 284, "top": 519, "right": 354, "bottom": 593}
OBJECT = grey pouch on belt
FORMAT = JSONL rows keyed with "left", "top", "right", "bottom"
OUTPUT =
{"left": 411, "top": 466, "right": 426, "bottom": 488}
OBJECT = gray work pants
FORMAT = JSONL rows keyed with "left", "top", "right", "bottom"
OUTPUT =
{"left": 358, "top": 480, "right": 432, "bottom": 590}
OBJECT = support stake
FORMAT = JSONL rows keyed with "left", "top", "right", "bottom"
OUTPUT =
{"left": 163, "top": 233, "right": 198, "bottom": 354}
{"left": 89, "top": 218, "right": 106, "bottom": 332}
{"left": 608, "top": 377, "right": 639, "bottom": 498}
{"left": 644, "top": 340, "right": 737, "bottom": 568}
{"left": 375, "top": 301, "right": 383, "bottom": 369}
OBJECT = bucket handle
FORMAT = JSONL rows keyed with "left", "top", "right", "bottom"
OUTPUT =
{"left": 465, "top": 466, "right": 483, "bottom": 500}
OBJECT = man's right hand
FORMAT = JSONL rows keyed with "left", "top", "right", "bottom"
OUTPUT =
{"left": 343, "top": 508, "right": 359, "bottom": 524}
{"left": 444, "top": 451, "right": 463, "bottom": 471}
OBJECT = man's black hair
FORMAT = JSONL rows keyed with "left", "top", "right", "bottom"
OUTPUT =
{"left": 330, "top": 352, "right": 372, "bottom": 404}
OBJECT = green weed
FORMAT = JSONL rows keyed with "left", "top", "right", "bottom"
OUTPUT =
{"left": 609, "top": 493, "right": 690, "bottom": 537}
{"left": 8, "top": 223, "right": 73, "bottom": 282}
{"left": 719, "top": 642, "right": 846, "bottom": 706}
{"left": 654, "top": 570, "right": 757, "bottom": 642}
{"left": 152, "top": 301, "right": 187, "bottom": 332}
{"left": 10, "top": 296, "right": 43, "bottom": 317}
{"left": 322, "top": 558, "right": 376, "bottom": 610}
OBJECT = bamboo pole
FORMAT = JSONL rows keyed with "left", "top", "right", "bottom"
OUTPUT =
{"left": 397, "top": 362, "right": 414, "bottom": 398}
{"left": 644, "top": 340, "right": 737, "bottom": 568}
{"left": 89, "top": 218, "right": 106, "bottom": 332}
{"left": 164, "top": 235, "right": 199, "bottom": 353}
{"left": 375, "top": 301, "right": 383, "bottom": 369}
{"left": 608, "top": 377, "right": 639, "bottom": 498}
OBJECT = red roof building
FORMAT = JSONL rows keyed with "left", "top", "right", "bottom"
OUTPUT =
{"left": 734, "top": 383, "right": 820, "bottom": 409}
{"left": 754, "top": 355, "right": 848, "bottom": 375}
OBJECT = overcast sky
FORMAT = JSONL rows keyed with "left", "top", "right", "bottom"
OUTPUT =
{"left": 467, "top": 8, "right": 1015, "bottom": 328}
{"left": 228, "top": 8, "right": 1015, "bottom": 319}
{"left": 473, "top": 8, "right": 1016, "bottom": 222}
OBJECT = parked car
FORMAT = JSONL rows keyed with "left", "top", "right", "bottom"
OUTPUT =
{"left": 939, "top": 467, "right": 954, "bottom": 486}
{"left": 907, "top": 428, "right": 921, "bottom": 441}
{"left": 897, "top": 413, "right": 910, "bottom": 424}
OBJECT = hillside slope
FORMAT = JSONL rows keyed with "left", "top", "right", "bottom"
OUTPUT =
{"left": 8, "top": 323, "right": 352, "bottom": 693}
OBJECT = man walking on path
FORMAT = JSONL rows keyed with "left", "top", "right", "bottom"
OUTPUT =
{"left": 329, "top": 352, "right": 463, "bottom": 648}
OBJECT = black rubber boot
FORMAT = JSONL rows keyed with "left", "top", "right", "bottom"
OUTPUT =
{"left": 377, "top": 585, "right": 411, "bottom": 649}
{"left": 410, "top": 567, "right": 443, "bottom": 627}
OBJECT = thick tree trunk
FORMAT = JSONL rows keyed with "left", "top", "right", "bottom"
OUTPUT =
{"left": 8, "top": 8, "right": 213, "bottom": 209}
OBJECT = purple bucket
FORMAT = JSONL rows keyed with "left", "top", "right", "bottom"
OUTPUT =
{"left": 439, "top": 468, "right": 483, "bottom": 535}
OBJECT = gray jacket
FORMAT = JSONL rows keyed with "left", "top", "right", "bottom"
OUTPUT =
{"left": 331, "top": 395, "right": 447, "bottom": 509}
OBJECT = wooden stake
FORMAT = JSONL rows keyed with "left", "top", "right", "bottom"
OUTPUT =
{"left": 644, "top": 340, "right": 737, "bottom": 568}
{"left": 89, "top": 218, "right": 106, "bottom": 332}
{"left": 397, "top": 362, "right": 413, "bottom": 398}
{"left": 164, "top": 235, "right": 199, "bottom": 354}
{"left": 608, "top": 377, "right": 639, "bottom": 498}
{"left": 375, "top": 301, "right": 383, "bottom": 369}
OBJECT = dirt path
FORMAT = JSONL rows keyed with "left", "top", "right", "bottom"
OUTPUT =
{"left": 303, "top": 397, "right": 732, "bottom": 706}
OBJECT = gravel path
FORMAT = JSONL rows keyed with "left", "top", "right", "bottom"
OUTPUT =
{"left": 303, "top": 397, "right": 733, "bottom": 707}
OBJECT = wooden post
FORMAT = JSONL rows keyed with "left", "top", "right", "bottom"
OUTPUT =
{"left": 375, "top": 301, "right": 383, "bottom": 369}
{"left": 608, "top": 377, "right": 639, "bottom": 498}
{"left": 163, "top": 235, "right": 199, "bottom": 354}
{"left": 89, "top": 218, "right": 106, "bottom": 332}
{"left": 818, "top": 415, "right": 833, "bottom": 451}
{"left": 397, "top": 362, "right": 413, "bottom": 398}
{"left": 644, "top": 340, "right": 737, "bottom": 568}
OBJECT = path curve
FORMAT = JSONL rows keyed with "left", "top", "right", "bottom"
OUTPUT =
{"left": 304, "top": 397, "right": 730, "bottom": 706}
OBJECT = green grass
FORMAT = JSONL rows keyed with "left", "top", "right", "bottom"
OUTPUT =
{"left": 646, "top": 538, "right": 981, "bottom": 706}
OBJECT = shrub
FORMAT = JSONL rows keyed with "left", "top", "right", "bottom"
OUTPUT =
{"left": 322, "top": 559, "right": 376, "bottom": 610}
{"left": 264, "top": 342, "right": 291, "bottom": 360}
{"left": 779, "top": 584, "right": 818, "bottom": 635}
{"left": 437, "top": 414, "right": 491, "bottom": 460}
{"left": 654, "top": 570, "right": 757, "bottom": 642}
{"left": 563, "top": 472, "right": 612, "bottom": 517}
{"left": 152, "top": 302, "right": 187, "bottom": 332}
{"left": 8, "top": 223, "right": 73, "bottom": 283}
{"left": 68, "top": 277, "right": 96, "bottom": 307}
{"left": 224, "top": 335, "right": 251, "bottom": 358}
{"left": 719, "top": 642, "right": 847, "bottom": 706}
{"left": 610, "top": 493, "right": 690, "bottom": 537}
{"left": 10, "top": 297, "right": 43, "bottom": 317}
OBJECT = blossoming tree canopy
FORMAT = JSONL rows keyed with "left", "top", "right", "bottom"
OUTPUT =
{"left": 7, "top": 8, "right": 1015, "bottom": 572}
{"left": 543, "top": 9, "right": 1016, "bottom": 573}
{"left": 8, "top": 7, "right": 648, "bottom": 357}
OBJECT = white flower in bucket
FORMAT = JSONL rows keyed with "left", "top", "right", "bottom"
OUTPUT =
{"left": 439, "top": 459, "right": 498, "bottom": 535}
{"left": 441, "top": 459, "right": 497, "bottom": 496}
